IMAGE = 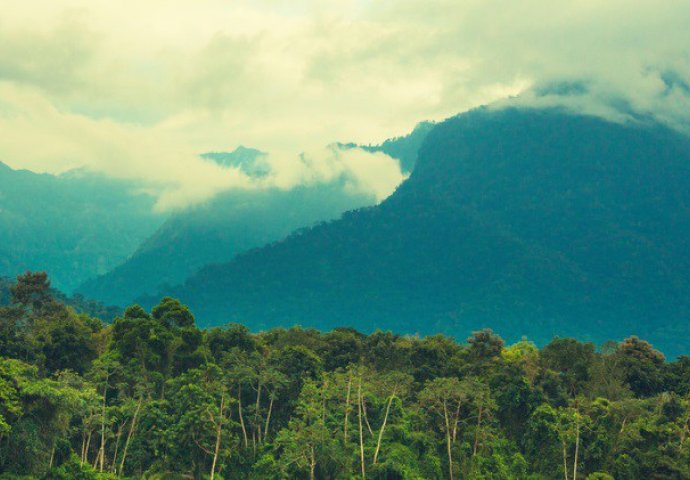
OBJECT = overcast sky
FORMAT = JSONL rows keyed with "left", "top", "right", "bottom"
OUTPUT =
{"left": 1, "top": 0, "right": 689, "bottom": 209}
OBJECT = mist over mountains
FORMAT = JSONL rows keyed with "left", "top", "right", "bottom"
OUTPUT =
{"left": 0, "top": 162, "right": 164, "bottom": 292}
{"left": 5, "top": 104, "right": 690, "bottom": 357}
{"left": 75, "top": 128, "right": 428, "bottom": 305}
{"left": 146, "top": 108, "right": 690, "bottom": 357}
{"left": 4, "top": 3, "right": 690, "bottom": 478}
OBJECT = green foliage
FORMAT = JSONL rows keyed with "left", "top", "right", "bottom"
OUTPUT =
{"left": 2, "top": 278, "right": 690, "bottom": 478}
{"left": 39, "top": 455, "right": 116, "bottom": 480}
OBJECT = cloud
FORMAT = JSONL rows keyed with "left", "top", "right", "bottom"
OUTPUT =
{"left": 0, "top": 0, "right": 689, "bottom": 209}
{"left": 266, "top": 146, "right": 406, "bottom": 201}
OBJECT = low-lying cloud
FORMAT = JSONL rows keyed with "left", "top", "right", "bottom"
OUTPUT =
{"left": 1, "top": 0, "right": 689, "bottom": 210}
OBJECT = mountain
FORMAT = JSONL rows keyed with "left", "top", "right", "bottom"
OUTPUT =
{"left": 200, "top": 146, "right": 270, "bottom": 176}
{"left": 78, "top": 130, "right": 429, "bottom": 307}
{"left": 340, "top": 121, "right": 434, "bottom": 173}
{"left": 0, "top": 163, "right": 165, "bottom": 292}
{"left": 160, "top": 108, "right": 690, "bottom": 357}
{"left": 77, "top": 183, "right": 379, "bottom": 306}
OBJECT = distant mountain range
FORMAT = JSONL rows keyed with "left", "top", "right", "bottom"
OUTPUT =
{"left": 0, "top": 162, "right": 165, "bottom": 292}
{"left": 152, "top": 108, "right": 690, "bottom": 357}
{"left": 76, "top": 129, "right": 430, "bottom": 306}
{"left": 1, "top": 123, "right": 428, "bottom": 303}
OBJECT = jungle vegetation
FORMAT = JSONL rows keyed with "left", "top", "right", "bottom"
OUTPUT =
{"left": 1, "top": 272, "right": 689, "bottom": 479}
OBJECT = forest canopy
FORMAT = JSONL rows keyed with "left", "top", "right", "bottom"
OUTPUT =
{"left": 1, "top": 272, "right": 689, "bottom": 479}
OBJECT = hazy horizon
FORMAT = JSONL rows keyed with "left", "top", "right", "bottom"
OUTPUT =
{"left": 2, "top": 0, "right": 690, "bottom": 211}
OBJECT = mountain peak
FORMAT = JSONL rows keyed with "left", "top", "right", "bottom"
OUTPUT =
{"left": 200, "top": 146, "right": 269, "bottom": 177}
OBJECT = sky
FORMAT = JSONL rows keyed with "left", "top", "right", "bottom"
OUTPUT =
{"left": 1, "top": 0, "right": 689, "bottom": 210}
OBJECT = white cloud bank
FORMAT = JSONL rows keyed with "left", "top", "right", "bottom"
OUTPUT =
{"left": 0, "top": 0, "right": 689, "bottom": 209}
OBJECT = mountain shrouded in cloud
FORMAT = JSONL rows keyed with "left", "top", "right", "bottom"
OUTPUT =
{"left": 1, "top": 1, "right": 689, "bottom": 209}
{"left": 152, "top": 108, "right": 690, "bottom": 358}
{"left": 0, "top": 121, "right": 419, "bottom": 297}
{"left": 77, "top": 128, "right": 429, "bottom": 306}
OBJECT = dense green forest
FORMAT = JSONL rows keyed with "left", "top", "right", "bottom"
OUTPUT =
{"left": 1, "top": 272, "right": 689, "bottom": 479}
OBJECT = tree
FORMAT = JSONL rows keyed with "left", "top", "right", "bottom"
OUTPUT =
{"left": 87, "top": 352, "right": 121, "bottom": 473}
{"left": 11, "top": 271, "right": 54, "bottom": 315}
{"left": 541, "top": 338, "right": 595, "bottom": 398}
{"left": 151, "top": 297, "right": 195, "bottom": 329}
{"left": 36, "top": 310, "right": 98, "bottom": 375}
{"left": 274, "top": 380, "right": 340, "bottom": 480}
{"left": 418, "top": 377, "right": 473, "bottom": 480}
{"left": 618, "top": 336, "right": 666, "bottom": 397}
{"left": 167, "top": 364, "right": 238, "bottom": 478}
{"left": 372, "top": 371, "right": 414, "bottom": 465}
{"left": 586, "top": 341, "right": 632, "bottom": 401}
{"left": 467, "top": 329, "right": 504, "bottom": 362}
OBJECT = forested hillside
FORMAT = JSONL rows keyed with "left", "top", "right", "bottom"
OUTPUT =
{"left": 1, "top": 272, "right": 689, "bottom": 479}
{"left": 163, "top": 108, "right": 690, "bottom": 357}
{"left": 77, "top": 127, "right": 427, "bottom": 307}
{"left": 77, "top": 184, "right": 378, "bottom": 306}
{"left": 0, "top": 163, "right": 165, "bottom": 292}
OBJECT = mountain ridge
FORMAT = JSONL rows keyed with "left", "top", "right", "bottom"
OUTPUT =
{"left": 78, "top": 127, "right": 429, "bottom": 306}
{"left": 0, "top": 162, "right": 165, "bottom": 292}
{"left": 153, "top": 107, "right": 690, "bottom": 357}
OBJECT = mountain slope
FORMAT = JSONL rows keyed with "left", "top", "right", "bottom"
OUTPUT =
{"left": 78, "top": 130, "right": 429, "bottom": 307}
{"left": 78, "top": 183, "right": 378, "bottom": 306}
{"left": 163, "top": 108, "right": 690, "bottom": 356}
{"left": 0, "top": 164, "right": 165, "bottom": 292}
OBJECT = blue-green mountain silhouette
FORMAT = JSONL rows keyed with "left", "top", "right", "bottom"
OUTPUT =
{"left": 159, "top": 108, "right": 690, "bottom": 357}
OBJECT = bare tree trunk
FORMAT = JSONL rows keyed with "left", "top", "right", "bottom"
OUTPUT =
{"left": 49, "top": 444, "right": 55, "bottom": 469}
{"left": 680, "top": 412, "right": 690, "bottom": 450}
{"left": 80, "top": 431, "right": 88, "bottom": 466}
{"left": 358, "top": 378, "right": 366, "bottom": 479}
{"left": 310, "top": 445, "right": 316, "bottom": 480}
{"left": 98, "top": 381, "right": 107, "bottom": 472}
{"left": 473, "top": 404, "right": 484, "bottom": 458}
{"left": 443, "top": 400, "right": 454, "bottom": 480}
{"left": 264, "top": 392, "right": 274, "bottom": 439}
{"left": 254, "top": 380, "right": 262, "bottom": 445}
{"left": 562, "top": 437, "right": 569, "bottom": 480}
{"left": 321, "top": 378, "right": 328, "bottom": 447}
{"left": 111, "top": 421, "right": 125, "bottom": 472}
{"left": 573, "top": 413, "right": 580, "bottom": 480}
{"left": 84, "top": 430, "right": 93, "bottom": 467}
{"left": 362, "top": 396, "right": 374, "bottom": 436}
{"left": 238, "top": 385, "right": 249, "bottom": 448}
{"left": 119, "top": 397, "right": 143, "bottom": 476}
{"left": 373, "top": 393, "right": 396, "bottom": 464}
{"left": 210, "top": 393, "right": 225, "bottom": 480}
{"left": 451, "top": 402, "right": 461, "bottom": 443}
{"left": 344, "top": 373, "right": 352, "bottom": 443}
